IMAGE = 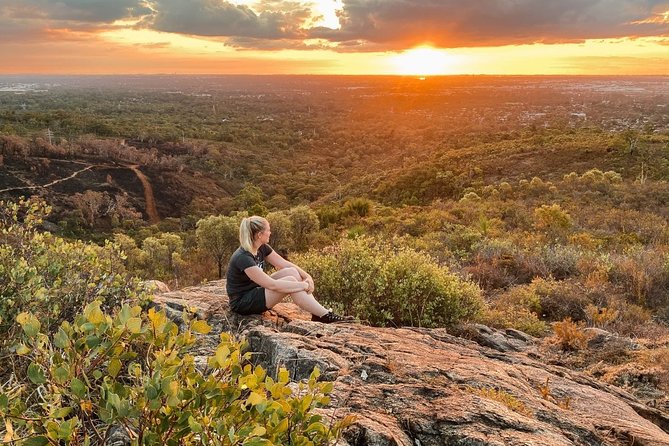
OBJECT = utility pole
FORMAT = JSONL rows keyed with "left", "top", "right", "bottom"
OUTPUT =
{"left": 46, "top": 128, "right": 53, "bottom": 145}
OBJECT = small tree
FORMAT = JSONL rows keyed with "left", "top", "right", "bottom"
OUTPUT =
{"left": 622, "top": 128, "right": 639, "bottom": 155}
{"left": 141, "top": 233, "right": 184, "bottom": 283}
{"left": 289, "top": 205, "right": 320, "bottom": 251}
{"left": 71, "top": 190, "right": 107, "bottom": 227}
{"left": 195, "top": 215, "right": 240, "bottom": 279}
{"left": 234, "top": 184, "right": 267, "bottom": 215}
{"left": 266, "top": 210, "right": 293, "bottom": 252}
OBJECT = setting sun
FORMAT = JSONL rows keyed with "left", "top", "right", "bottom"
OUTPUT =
{"left": 390, "top": 47, "right": 461, "bottom": 76}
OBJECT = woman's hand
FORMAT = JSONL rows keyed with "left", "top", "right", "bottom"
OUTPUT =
{"left": 304, "top": 275, "right": 315, "bottom": 294}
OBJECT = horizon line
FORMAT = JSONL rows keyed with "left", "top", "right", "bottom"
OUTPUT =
{"left": 1, "top": 73, "right": 668, "bottom": 77}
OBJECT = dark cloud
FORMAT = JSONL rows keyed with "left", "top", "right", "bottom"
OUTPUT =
{"left": 142, "top": 0, "right": 312, "bottom": 39}
{"left": 0, "top": 0, "right": 151, "bottom": 23}
{"left": 1, "top": 0, "right": 667, "bottom": 52}
{"left": 309, "top": 0, "right": 669, "bottom": 51}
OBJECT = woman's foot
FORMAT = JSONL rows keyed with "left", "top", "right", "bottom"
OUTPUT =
{"left": 311, "top": 311, "right": 353, "bottom": 323}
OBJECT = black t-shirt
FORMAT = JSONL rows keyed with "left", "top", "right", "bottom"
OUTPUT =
{"left": 226, "top": 244, "right": 273, "bottom": 298}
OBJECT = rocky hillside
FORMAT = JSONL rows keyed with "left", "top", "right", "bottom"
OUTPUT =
{"left": 151, "top": 282, "right": 669, "bottom": 446}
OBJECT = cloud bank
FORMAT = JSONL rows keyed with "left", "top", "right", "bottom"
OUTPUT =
{"left": 1, "top": 0, "right": 667, "bottom": 50}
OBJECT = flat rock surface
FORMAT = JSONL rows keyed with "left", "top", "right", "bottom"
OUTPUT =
{"left": 152, "top": 281, "right": 669, "bottom": 446}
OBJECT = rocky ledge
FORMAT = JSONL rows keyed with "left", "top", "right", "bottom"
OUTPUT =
{"left": 152, "top": 281, "right": 669, "bottom": 446}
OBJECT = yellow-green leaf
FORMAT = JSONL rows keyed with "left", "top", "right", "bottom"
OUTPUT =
{"left": 16, "top": 312, "right": 40, "bottom": 338}
{"left": 249, "top": 426, "right": 266, "bottom": 437}
{"left": 247, "top": 391, "right": 265, "bottom": 406}
{"left": 15, "top": 344, "right": 30, "bottom": 355}
{"left": 108, "top": 359, "right": 122, "bottom": 378}
{"left": 85, "top": 303, "right": 105, "bottom": 324}
{"left": 215, "top": 346, "right": 230, "bottom": 366}
{"left": 126, "top": 317, "right": 142, "bottom": 334}
{"left": 191, "top": 320, "right": 212, "bottom": 334}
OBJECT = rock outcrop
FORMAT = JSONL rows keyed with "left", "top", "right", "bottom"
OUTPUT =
{"left": 153, "top": 281, "right": 669, "bottom": 446}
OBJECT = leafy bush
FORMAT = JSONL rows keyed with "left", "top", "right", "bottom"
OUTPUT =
{"left": 477, "top": 307, "right": 549, "bottom": 337}
{"left": 478, "top": 284, "right": 549, "bottom": 336}
{"left": 530, "top": 278, "right": 590, "bottom": 322}
{"left": 609, "top": 249, "right": 669, "bottom": 309}
{"left": 466, "top": 238, "right": 537, "bottom": 290}
{"left": 343, "top": 198, "right": 373, "bottom": 218}
{"left": 294, "top": 236, "right": 484, "bottom": 327}
{"left": 0, "top": 198, "right": 147, "bottom": 337}
{"left": 0, "top": 303, "right": 352, "bottom": 445}
{"left": 534, "top": 204, "right": 572, "bottom": 240}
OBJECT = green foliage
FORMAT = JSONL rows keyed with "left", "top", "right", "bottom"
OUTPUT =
{"left": 234, "top": 184, "right": 267, "bottom": 216}
{"left": 343, "top": 198, "right": 373, "bottom": 218}
{"left": 1, "top": 303, "right": 353, "bottom": 445}
{"left": 478, "top": 284, "right": 549, "bottom": 336}
{"left": 0, "top": 198, "right": 147, "bottom": 337}
{"left": 196, "top": 215, "right": 240, "bottom": 279}
{"left": 266, "top": 210, "right": 293, "bottom": 252}
{"left": 477, "top": 306, "right": 549, "bottom": 337}
{"left": 140, "top": 233, "right": 186, "bottom": 285}
{"left": 528, "top": 278, "right": 590, "bottom": 322}
{"left": 288, "top": 206, "right": 320, "bottom": 251}
{"left": 294, "top": 236, "right": 484, "bottom": 327}
{"left": 534, "top": 204, "right": 572, "bottom": 240}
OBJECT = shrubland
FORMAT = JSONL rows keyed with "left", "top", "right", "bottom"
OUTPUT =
{"left": 2, "top": 76, "right": 669, "bottom": 406}
{"left": 0, "top": 199, "right": 351, "bottom": 444}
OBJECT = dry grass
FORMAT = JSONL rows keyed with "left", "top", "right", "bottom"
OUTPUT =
{"left": 552, "top": 318, "right": 591, "bottom": 351}
{"left": 468, "top": 386, "right": 533, "bottom": 417}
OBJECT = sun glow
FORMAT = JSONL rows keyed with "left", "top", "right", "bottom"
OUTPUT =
{"left": 390, "top": 46, "right": 461, "bottom": 75}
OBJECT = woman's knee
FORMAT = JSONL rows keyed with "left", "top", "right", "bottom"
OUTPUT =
{"left": 273, "top": 267, "right": 300, "bottom": 280}
{"left": 284, "top": 267, "right": 300, "bottom": 278}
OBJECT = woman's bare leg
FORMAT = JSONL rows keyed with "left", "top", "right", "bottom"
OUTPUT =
{"left": 265, "top": 275, "right": 328, "bottom": 316}
{"left": 270, "top": 267, "right": 301, "bottom": 281}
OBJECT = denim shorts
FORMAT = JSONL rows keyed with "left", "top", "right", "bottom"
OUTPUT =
{"left": 229, "top": 287, "right": 268, "bottom": 315}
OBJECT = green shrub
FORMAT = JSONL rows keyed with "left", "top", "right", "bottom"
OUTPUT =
{"left": 479, "top": 284, "right": 549, "bottom": 336}
{"left": 465, "top": 238, "right": 537, "bottom": 290}
{"left": 477, "top": 307, "right": 549, "bottom": 337}
{"left": 0, "top": 198, "right": 147, "bottom": 337}
{"left": 343, "top": 198, "right": 373, "bottom": 218}
{"left": 534, "top": 204, "right": 572, "bottom": 240}
{"left": 530, "top": 278, "right": 590, "bottom": 322}
{"left": 294, "top": 237, "right": 484, "bottom": 327}
{"left": 0, "top": 303, "right": 352, "bottom": 445}
{"left": 533, "top": 244, "right": 581, "bottom": 280}
{"left": 609, "top": 249, "right": 669, "bottom": 309}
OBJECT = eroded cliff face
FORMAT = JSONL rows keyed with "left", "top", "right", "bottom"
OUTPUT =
{"left": 152, "top": 281, "right": 669, "bottom": 446}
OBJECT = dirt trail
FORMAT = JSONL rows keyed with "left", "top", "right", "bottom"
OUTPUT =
{"left": 1, "top": 161, "right": 160, "bottom": 224}
{"left": 129, "top": 165, "right": 160, "bottom": 224}
{"left": 0, "top": 165, "right": 94, "bottom": 193}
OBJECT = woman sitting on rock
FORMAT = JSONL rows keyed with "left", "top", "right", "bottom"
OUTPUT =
{"left": 226, "top": 215, "right": 349, "bottom": 323}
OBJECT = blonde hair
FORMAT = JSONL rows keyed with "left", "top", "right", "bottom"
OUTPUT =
{"left": 239, "top": 216, "right": 268, "bottom": 254}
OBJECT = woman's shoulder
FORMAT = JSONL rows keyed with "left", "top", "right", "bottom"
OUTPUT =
{"left": 230, "top": 246, "right": 249, "bottom": 259}
{"left": 259, "top": 244, "right": 274, "bottom": 255}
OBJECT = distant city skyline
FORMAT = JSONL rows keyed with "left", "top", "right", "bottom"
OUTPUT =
{"left": 1, "top": 0, "right": 668, "bottom": 75}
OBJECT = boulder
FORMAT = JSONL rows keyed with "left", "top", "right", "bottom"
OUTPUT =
{"left": 149, "top": 281, "right": 669, "bottom": 446}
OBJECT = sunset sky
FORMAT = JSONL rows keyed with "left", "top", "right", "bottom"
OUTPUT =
{"left": 1, "top": 0, "right": 668, "bottom": 75}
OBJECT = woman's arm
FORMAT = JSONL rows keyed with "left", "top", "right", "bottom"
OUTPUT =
{"left": 267, "top": 251, "right": 312, "bottom": 280}
{"left": 244, "top": 266, "right": 309, "bottom": 293}
{"left": 266, "top": 250, "right": 314, "bottom": 292}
